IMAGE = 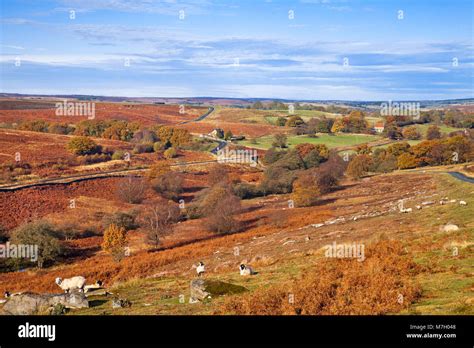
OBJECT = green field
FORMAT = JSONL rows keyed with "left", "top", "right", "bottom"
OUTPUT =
{"left": 410, "top": 124, "right": 459, "bottom": 136}
{"left": 237, "top": 133, "right": 381, "bottom": 150}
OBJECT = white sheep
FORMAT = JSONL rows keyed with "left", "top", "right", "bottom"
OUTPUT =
{"left": 460, "top": 201, "right": 467, "bottom": 206}
{"left": 416, "top": 205, "right": 422, "bottom": 210}
{"left": 196, "top": 262, "right": 205, "bottom": 277}
{"left": 239, "top": 264, "right": 255, "bottom": 276}
{"left": 84, "top": 280, "right": 103, "bottom": 293}
{"left": 4, "top": 291, "right": 23, "bottom": 298}
{"left": 55, "top": 276, "right": 86, "bottom": 293}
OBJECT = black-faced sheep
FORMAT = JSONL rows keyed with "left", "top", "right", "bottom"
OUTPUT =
{"left": 55, "top": 276, "right": 86, "bottom": 293}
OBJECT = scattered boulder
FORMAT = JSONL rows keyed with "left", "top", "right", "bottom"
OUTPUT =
{"left": 189, "top": 279, "right": 247, "bottom": 302}
{"left": 112, "top": 298, "right": 131, "bottom": 309}
{"left": 2, "top": 292, "right": 88, "bottom": 315}
{"left": 440, "top": 224, "right": 460, "bottom": 232}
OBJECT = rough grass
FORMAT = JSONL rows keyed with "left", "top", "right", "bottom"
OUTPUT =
{"left": 218, "top": 241, "right": 423, "bottom": 315}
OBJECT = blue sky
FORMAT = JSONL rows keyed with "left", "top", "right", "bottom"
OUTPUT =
{"left": 0, "top": 0, "right": 473, "bottom": 100}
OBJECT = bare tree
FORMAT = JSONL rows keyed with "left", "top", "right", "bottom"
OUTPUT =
{"left": 116, "top": 176, "right": 147, "bottom": 204}
{"left": 140, "top": 202, "right": 181, "bottom": 248}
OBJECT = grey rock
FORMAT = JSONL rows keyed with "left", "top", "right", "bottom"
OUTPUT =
{"left": 190, "top": 279, "right": 247, "bottom": 302}
{"left": 2, "top": 292, "right": 88, "bottom": 315}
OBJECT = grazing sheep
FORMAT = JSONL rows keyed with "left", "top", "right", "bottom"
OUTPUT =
{"left": 439, "top": 200, "right": 446, "bottom": 205}
{"left": 239, "top": 264, "right": 255, "bottom": 276}
{"left": 196, "top": 262, "right": 205, "bottom": 277}
{"left": 55, "top": 276, "right": 86, "bottom": 293}
{"left": 400, "top": 208, "right": 412, "bottom": 213}
{"left": 416, "top": 205, "right": 422, "bottom": 210}
{"left": 460, "top": 201, "right": 467, "bottom": 206}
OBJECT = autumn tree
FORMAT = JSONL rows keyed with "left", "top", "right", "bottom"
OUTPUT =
{"left": 102, "top": 224, "right": 127, "bottom": 262}
{"left": 346, "top": 154, "right": 372, "bottom": 179}
{"left": 331, "top": 118, "right": 345, "bottom": 133}
{"left": 397, "top": 153, "right": 418, "bottom": 169}
{"left": 67, "top": 136, "right": 101, "bottom": 155}
{"left": 285, "top": 115, "right": 305, "bottom": 127}
{"left": 402, "top": 126, "right": 421, "bottom": 140}
{"left": 291, "top": 173, "right": 320, "bottom": 207}
{"left": 426, "top": 125, "right": 441, "bottom": 140}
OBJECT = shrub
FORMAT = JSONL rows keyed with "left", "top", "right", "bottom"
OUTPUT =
{"left": 112, "top": 150, "right": 126, "bottom": 160}
{"left": 224, "top": 130, "right": 233, "bottom": 140}
{"left": 19, "top": 120, "right": 49, "bottom": 132}
{"left": 101, "top": 224, "right": 127, "bottom": 262}
{"left": 276, "top": 117, "right": 286, "bottom": 126}
{"left": 272, "top": 134, "right": 287, "bottom": 148}
{"left": 102, "top": 211, "right": 138, "bottom": 231}
{"left": 164, "top": 147, "right": 178, "bottom": 158}
{"left": 397, "top": 153, "right": 418, "bottom": 169}
{"left": 151, "top": 172, "right": 184, "bottom": 201}
{"left": 67, "top": 136, "right": 101, "bottom": 155}
{"left": 10, "top": 221, "right": 62, "bottom": 268}
{"left": 426, "top": 125, "right": 441, "bottom": 140}
{"left": 153, "top": 141, "right": 169, "bottom": 152}
{"left": 116, "top": 176, "right": 147, "bottom": 204}
{"left": 263, "top": 147, "right": 287, "bottom": 165}
{"left": 346, "top": 154, "right": 372, "bottom": 179}
{"left": 292, "top": 174, "right": 320, "bottom": 207}
{"left": 402, "top": 126, "right": 421, "bottom": 140}
{"left": 260, "top": 166, "right": 296, "bottom": 194}
{"left": 233, "top": 182, "right": 262, "bottom": 199}
{"left": 204, "top": 193, "right": 242, "bottom": 234}
{"left": 133, "top": 143, "right": 154, "bottom": 154}
{"left": 285, "top": 115, "right": 305, "bottom": 127}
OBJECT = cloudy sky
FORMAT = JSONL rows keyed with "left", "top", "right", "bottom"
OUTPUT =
{"left": 0, "top": 0, "right": 473, "bottom": 100}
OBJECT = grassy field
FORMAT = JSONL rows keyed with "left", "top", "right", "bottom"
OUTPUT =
{"left": 237, "top": 133, "right": 382, "bottom": 150}
{"left": 411, "top": 124, "right": 460, "bottom": 136}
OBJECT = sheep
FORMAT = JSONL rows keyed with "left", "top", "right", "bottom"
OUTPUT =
{"left": 55, "top": 276, "right": 86, "bottom": 293}
{"left": 84, "top": 280, "right": 104, "bottom": 293}
{"left": 416, "top": 205, "right": 422, "bottom": 210}
{"left": 239, "top": 264, "right": 255, "bottom": 276}
{"left": 4, "top": 291, "right": 23, "bottom": 298}
{"left": 400, "top": 208, "right": 412, "bottom": 213}
{"left": 196, "top": 262, "right": 205, "bottom": 277}
{"left": 460, "top": 201, "right": 467, "bottom": 206}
